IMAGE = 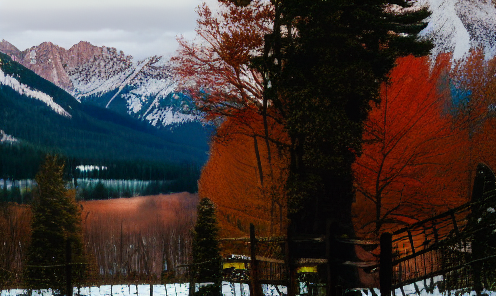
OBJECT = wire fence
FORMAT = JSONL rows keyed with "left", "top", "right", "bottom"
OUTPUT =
{"left": 378, "top": 163, "right": 496, "bottom": 295}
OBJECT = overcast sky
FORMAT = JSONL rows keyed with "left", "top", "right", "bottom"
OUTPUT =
{"left": 0, "top": 0, "right": 218, "bottom": 60}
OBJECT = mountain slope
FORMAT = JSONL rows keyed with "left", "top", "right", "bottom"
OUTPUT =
{"left": 419, "top": 0, "right": 496, "bottom": 59}
{"left": 0, "top": 51, "right": 209, "bottom": 166}
{"left": 0, "top": 40, "right": 199, "bottom": 128}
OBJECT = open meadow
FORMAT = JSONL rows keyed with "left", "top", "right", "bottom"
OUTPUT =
{"left": 0, "top": 193, "right": 199, "bottom": 287}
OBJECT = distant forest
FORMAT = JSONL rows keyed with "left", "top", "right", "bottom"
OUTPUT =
{"left": 0, "top": 51, "right": 211, "bottom": 204}
{"left": 0, "top": 142, "right": 202, "bottom": 204}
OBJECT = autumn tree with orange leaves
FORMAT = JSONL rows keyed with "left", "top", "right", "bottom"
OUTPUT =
{"left": 352, "top": 55, "right": 468, "bottom": 237}
{"left": 172, "top": 0, "right": 272, "bottom": 119}
{"left": 198, "top": 108, "right": 288, "bottom": 238}
{"left": 353, "top": 52, "right": 496, "bottom": 238}
{"left": 172, "top": 0, "right": 288, "bottom": 238}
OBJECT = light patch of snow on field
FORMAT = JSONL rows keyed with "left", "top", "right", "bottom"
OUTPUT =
{"left": 76, "top": 165, "right": 108, "bottom": 172}
{"left": 0, "top": 130, "right": 17, "bottom": 143}
{"left": 1, "top": 282, "right": 268, "bottom": 296}
{"left": 358, "top": 276, "right": 496, "bottom": 296}
{"left": 5, "top": 279, "right": 496, "bottom": 296}
{"left": 145, "top": 107, "right": 200, "bottom": 127}
{"left": 0, "top": 69, "right": 71, "bottom": 117}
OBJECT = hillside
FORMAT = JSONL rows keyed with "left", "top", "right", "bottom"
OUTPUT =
{"left": 0, "top": 51, "right": 210, "bottom": 181}
{"left": 0, "top": 40, "right": 199, "bottom": 128}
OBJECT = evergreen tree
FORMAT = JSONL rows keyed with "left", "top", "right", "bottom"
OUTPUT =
{"left": 274, "top": 0, "right": 431, "bottom": 231}
{"left": 24, "top": 155, "right": 87, "bottom": 292}
{"left": 191, "top": 198, "right": 222, "bottom": 296}
{"left": 271, "top": 0, "right": 432, "bottom": 289}
{"left": 225, "top": 0, "right": 433, "bottom": 290}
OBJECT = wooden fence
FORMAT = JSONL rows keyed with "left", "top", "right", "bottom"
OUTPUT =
{"left": 379, "top": 163, "right": 496, "bottom": 296}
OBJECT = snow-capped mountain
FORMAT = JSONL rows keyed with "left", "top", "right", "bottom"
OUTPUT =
{"left": 418, "top": 0, "right": 496, "bottom": 59}
{"left": 0, "top": 40, "right": 199, "bottom": 127}
{"left": 0, "top": 51, "right": 209, "bottom": 164}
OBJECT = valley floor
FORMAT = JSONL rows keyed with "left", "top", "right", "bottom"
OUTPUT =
{"left": 3, "top": 279, "right": 496, "bottom": 296}
{"left": 0, "top": 283, "right": 285, "bottom": 296}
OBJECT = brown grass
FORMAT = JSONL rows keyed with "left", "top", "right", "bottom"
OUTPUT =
{"left": 81, "top": 192, "right": 199, "bottom": 232}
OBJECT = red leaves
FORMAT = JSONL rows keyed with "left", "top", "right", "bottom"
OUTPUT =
{"left": 171, "top": 0, "right": 272, "bottom": 120}
{"left": 198, "top": 108, "right": 288, "bottom": 238}
{"left": 353, "top": 55, "right": 459, "bottom": 236}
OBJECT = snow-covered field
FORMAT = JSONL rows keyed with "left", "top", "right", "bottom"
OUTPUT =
{"left": 3, "top": 279, "right": 496, "bottom": 296}
{"left": 360, "top": 277, "right": 496, "bottom": 296}
{"left": 0, "top": 282, "right": 286, "bottom": 296}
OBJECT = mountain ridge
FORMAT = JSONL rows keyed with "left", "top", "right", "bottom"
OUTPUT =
{"left": 0, "top": 40, "right": 199, "bottom": 128}
{"left": 0, "top": 51, "right": 209, "bottom": 167}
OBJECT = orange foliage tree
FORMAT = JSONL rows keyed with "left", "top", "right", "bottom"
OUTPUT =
{"left": 198, "top": 107, "right": 288, "bottom": 238}
{"left": 173, "top": 0, "right": 289, "bottom": 238}
{"left": 353, "top": 55, "right": 467, "bottom": 237}
{"left": 171, "top": 0, "right": 272, "bottom": 119}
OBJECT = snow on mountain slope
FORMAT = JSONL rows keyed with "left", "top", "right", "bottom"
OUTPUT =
{"left": 68, "top": 52, "right": 200, "bottom": 126}
{"left": 0, "top": 41, "right": 199, "bottom": 127}
{"left": 419, "top": 0, "right": 496, "bottom": 59}
{"left": 0, "top": 68, "right": 71, "bottom": 117}
{"left": 0, "top": 130, "right": 17, "bottom": 143}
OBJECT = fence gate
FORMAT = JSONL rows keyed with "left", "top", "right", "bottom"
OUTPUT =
{"left": 379, "top": 163, "right": 496, "bottom": 296}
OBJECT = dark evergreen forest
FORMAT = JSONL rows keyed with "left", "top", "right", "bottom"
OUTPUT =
{"left": 0, "top": 52, "right": 209, "bottom": 202}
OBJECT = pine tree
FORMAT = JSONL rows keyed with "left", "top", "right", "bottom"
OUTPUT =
{"left": 24, "top": 155, "right": 87, "bottom": 292}
{"left": 191, "top": 198, "right": 222, "bottom": 296}
{"left": 260, "top": 0, "right": 433, "bottom": 290}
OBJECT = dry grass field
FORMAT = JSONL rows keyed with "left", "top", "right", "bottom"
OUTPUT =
{"left": 81, "top": 193, "right": 199, "bottom": 282}
{"left": 81, "top": 192, "right": 199, "bottom": 232}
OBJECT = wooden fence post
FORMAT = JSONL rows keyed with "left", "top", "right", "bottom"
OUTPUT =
{"left": 286, "top": 231, "right": 297, "bottom": 296}
{"left": 188, "top": 264, "right": 196, "bottom": 296}
{"left": 380, "top": 233, "right": 392, "bottom": 296}
{"left": 326, "top": 221, "right": 334, "bottom": 296}
{"left": 250, "top": 224, "right": 263, "bottom": 296}
{"left": 470, "top": 163, "right": 490, "bottom": 296}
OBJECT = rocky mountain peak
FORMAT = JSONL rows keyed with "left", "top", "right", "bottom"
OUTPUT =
{"left": 0, "top": 41, "right": 136, "bottom": 92}
{"left": 65, "top": 41, "right": 105, "bottom": 71}
{"left": 19, "top": 41, "right": 74, "bottom": 90}
{"left": 0, "top": 40, "right": 198, "bottom": 127}
{"left": 0, "top": 40, "right": 22, "bottom": 60}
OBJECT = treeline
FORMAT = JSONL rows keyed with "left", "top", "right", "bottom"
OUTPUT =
{"left": 83, "top": 195, "right": 197, "bottom": 284}
{"left": 0, "top": 143, "right": 201, "bottom": 203}
{"left": 0, "top": 88, "right": 208, "bottom": 164}
{"left": 77, "top": 176, "right": 199, "bottom": 201}
{"left": 0, "top": 193, "right": 198, "bottom": 288}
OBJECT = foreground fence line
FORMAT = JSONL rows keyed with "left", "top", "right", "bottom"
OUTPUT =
{"left": 0, "top": 282, "right": 287, "bottom": 296}
{"left": 378, "top": 163, "right": 496, "bottom": 296}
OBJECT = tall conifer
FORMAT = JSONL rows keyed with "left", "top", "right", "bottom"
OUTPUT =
{"left": 269, "top": 0, "right": 433, "bottom": 289}
{"left": 24, "top": 155, "right": 86, "bottom": 292}
{"left": 191, "top": 198, "right": 222, "bottom": 296}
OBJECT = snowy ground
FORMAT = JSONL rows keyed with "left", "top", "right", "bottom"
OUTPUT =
{"left": 359, "top": 277, "right": 496, "bottom": 296}
{"left": 0, "top": 282, "right": 286, "bottom": 296}
{"left": 2, "top": 279, "right": 496, "bottom": 296}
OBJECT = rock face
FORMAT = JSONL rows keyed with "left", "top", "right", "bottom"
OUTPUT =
{"left": 0, "top": 40, "right": 199, "bottom": 127}
{"left": 22, "top": 42, "right": 74, "bottom": 90}
{"left": 0, "top": 40, "right": 107, "bottom": 91}
{"left": 0, "top": 40, "right": 22, "bottom": 61}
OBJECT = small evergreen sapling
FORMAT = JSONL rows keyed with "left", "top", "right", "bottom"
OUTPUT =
{"left": 191, "top": 198, "right": 222, "bottom": 296}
